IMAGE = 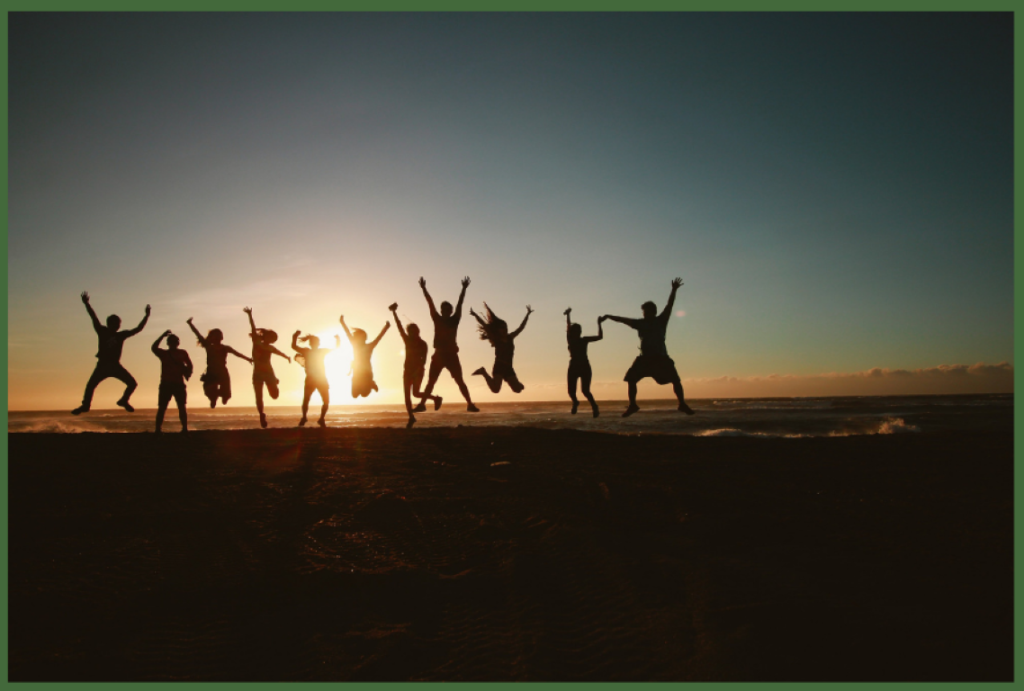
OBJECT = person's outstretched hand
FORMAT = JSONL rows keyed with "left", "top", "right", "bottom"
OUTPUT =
{"left": 145, "top": 304, "right": 151, "bottom": 315}
{"left": 161, "top": 329, "right": 172, "bottom": 338}
{"left": 243, "top": 306, "right": 252, "bottom": 315}
{"left": 334, "top": 335, "right": 341, "bottom": 346}
{"left": 598, "top": 315, "right": 607, "bottom": 323}
{"left": 389, "top": 302, "right": 398, "bottom": 312}
{"left": 187, "top": 317, "right": 194, "bottom": 325}
{"left": 293, "top": 330, "right": 301, "bottom": 338}
{"left": 564, "top": 307, "right": 571, "bottom": 317}
{"left": 419, "top": 277, "right": 426, "bottom": 289}
{"left": 671, "top": 277, "right": 683, "bottom": 290}
{"left": 339, "top": 315, "right": 346, "bottom": 324}
{"left": 461, "top": 276, "right": 471, "bottom": 288}
{"left": 525, "top": 305, "right": 534, "bottom": 314}
{"left": 81, "top": 291, "right": 90, "bottom": 304}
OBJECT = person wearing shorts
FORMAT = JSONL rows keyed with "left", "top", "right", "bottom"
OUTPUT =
{"left": 603, "top": 277, "right": 695, "bottom": 418}
{"left": 416, "top": 276, "right": 479, "bottom": 412}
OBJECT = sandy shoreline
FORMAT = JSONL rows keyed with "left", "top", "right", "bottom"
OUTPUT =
{"left": 9, "top": 427, "right": 1013, "bottom": 680}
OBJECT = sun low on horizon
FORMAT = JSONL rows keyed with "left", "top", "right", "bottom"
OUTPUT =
{"left": 6, "top": 12, "right": 1014, "bottom": 413}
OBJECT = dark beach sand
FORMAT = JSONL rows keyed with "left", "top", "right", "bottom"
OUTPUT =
{"left": 9, "top": 427, "right": 1012, "bottom": 681}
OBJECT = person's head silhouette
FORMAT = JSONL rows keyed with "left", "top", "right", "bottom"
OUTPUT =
{"left": 407, "top": 323, "right": 420, "bottom": 338}
{"left": 106, "top": 315, "right": 122, "bottom": 331}
{"left": 206, "top": 328, "right": 224, "bottom": 345}
{"left": 641, "top": 301, "right": 657, "bottom": 319}
{"left": 257, "top": 328, "right": 278, "bottom": 345}
{"left": 568, "top": 323, "right": 582, "bottom": 339}
{"left": 440, "top": 301, "right": 454, "bottom": 317}
{"left": 167, "top": 334, "right": 181, "bottom": 349}
{"left": 352, "top": 328, "right": 368, "bottom": 344}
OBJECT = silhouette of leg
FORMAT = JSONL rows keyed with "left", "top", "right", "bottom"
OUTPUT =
{"left": 505, "top": 367, "right": 524, "bottom": 394}
{"left": 411, "top": 371, "right": 441, "bottom": 410}
{"left": 75, "top": 366, "right": 108, "bottom": 413}
{"left": 109, "top": 365, "right": 138, "bottom": 411}
{"left": 672, "top": 378, "right": 694, "bottom": 415}
{"left": 300, "top": 380, "right": 314, "bottom": 426}
{"left": 581, "top": 366, "right": 598, "bottom": 417}
{"left": 475, "top": 365, "right": 502, "bottom": 393}
{"left": 417, "top": 357, "right": 444, "bottom": 411}
{"left": 318, "top": 384, "right": 329, "bottom": 426}
{"left": 403, "top": 374, "right": 415, "bottom": 418}
{"left": 174, "top": 387, "right": 188, "bottom": 431}
{"left": 448, "top": 357, "right": 478, "bottom": 411}
{"left": 623, "top": 381, "right": 640, "bottom": 417}
{"left": 155, "top": 387, "right": 171, "bottom": 432}
{"left": 568, "top": 370, "right": 580, "bottom": 414}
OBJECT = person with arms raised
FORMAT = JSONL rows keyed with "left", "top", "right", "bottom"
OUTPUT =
{"left": 603, "top": 278, "right": 695, "bottom": 418}
{"left": 72, "top": 291, "right": 150, "bottom": 415}
{"left": 417, "top": 276, "right": 479, "bottom": 413}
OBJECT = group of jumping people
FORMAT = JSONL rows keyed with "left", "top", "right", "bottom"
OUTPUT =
{"left": 72, "top": 277, "right": 694, "bottom": 432}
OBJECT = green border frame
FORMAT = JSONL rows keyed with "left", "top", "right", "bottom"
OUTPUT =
{"left": 0, "top": 4, "right": 1017, "bottom": 689}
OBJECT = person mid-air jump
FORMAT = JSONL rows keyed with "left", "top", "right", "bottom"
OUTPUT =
{"left": 416, "top": 276, "right": 479, "bottom": 413}
{"left": 73, "top": 291, "right": 150, "bottom": 415}
{"left": 603, "top": 278, "right": 695, "bottom": 418}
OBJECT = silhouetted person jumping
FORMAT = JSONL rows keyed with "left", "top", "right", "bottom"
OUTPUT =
{"left": 292, "top": 330, "right": 340, "bottom": 427}
{"left": 470, "top": 303, "right": 532, "bottom": 394}
{"left": 340, "top": 314, "right": 389, "bottom": 399}
{"left": 73, "top": 291, "right": 150, "bottom": 414}
{"left": 186, "top": 318, "right": 253, "bottom": 408}
{"left": 564, "top": 308, "right": 604, "bottom": 417}
{"left": 152, "top": 330, "right": 193, "bottom": 433}
{"left": 417, "top": 276, "right": 479, "bottom": 412}
{"left": 244, "top": 307, "right": 291, "bottom": 428}
{"left": 390, "top": 302, "right": 442, "bottom": 428}
{"left": 603, "top": 277, "right": 695, "bottom": 417}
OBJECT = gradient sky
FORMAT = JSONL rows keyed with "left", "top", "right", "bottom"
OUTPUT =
{"left": 8, "top": 12, "right": 1014, "bottom": 410}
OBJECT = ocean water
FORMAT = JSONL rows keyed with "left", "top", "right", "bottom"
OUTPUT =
{"left": 8, "top": 394, "right": 1012, "bottom": 437}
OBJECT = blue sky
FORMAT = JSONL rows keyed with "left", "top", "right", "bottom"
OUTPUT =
{"left": 8, "top": 13, "right": 1013, "bottom": 409}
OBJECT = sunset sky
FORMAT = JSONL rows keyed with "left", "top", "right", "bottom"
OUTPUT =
{"left": 7, "top": 12, "right": 1013, "bottom": 411}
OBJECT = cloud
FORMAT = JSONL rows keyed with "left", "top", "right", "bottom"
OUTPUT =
{"left": 683, "top": 362, "right": 1013, "bottom": 397}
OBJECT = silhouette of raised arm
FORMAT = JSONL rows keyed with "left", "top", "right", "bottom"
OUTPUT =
{"left": 186, "top": 318, "right": 206, "bottom": 346}
{"left": 126, "top": 304, "right": 151, "bottom": 336}
{"left": 585, "top": 317, "right": 605, "bottom": 343}
{"left": 455, "top": 276, "right": 470, "bottom": 318}
{"left": 291, "top": 330, "right": 302, "bottom": 353}
{"left": 81, "top": 292, "right": 102, "bottom": 332}
{"left": 389, "top": 303, "right": 407, "bottom": 340}
{"left": 243, "top": 306, "right": 257, "bottom": 337}
{"left": 419, "top": 277, "right": 438, "bottom": 319}
{"left": 370, "top": 322, "right": 390, "bottom": 348}
{"left": 468, "top": 306, "right": 487, "bottom": 328}
{"left": 564, "top": 307, "right": 572, "bottom": 331}
{"left": 339, "top": 315, "right": 354, "bottom": 342}
{"left": 510, "top": 305, "right": 533, "bottom": 339}
{"left": 152, "top": 330, "right": 171, "bottom": 354}
{"left": 660, "top": 277, "right": 683, "bottom": 321}
{"left": 332, "top": 335, "right": 342, "bottom": 351}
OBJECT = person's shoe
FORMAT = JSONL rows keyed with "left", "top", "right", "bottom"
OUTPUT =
{"left": 406, "top": 416, "right": 416, "bottom": 429}
{"left": 298, "top": 417, "right": 307, "bottom": 427}
{"left": 155, "top": 428, "right": 162, "bottom": 434}
{"left": 180, "top": 428, "right": 189, "bottom": 434}
{"left": 472, "top": 367, "right": 486, "bottom": 376}
{"left": 317, "top": 418, "right": 327, "bottom": 428}
{"left": 434, "top": 396, "right": 443, "bottom": 411}
{"left": 412, "top": 402, "right": 427, "bottom": 413}
{"left": 571, "top": 401, "right": 579, "bottom": 415}
{"left": 622, "top": 404, "right": 640, "bottom": 418}
{"left": 679, "top": 403, "right": 695, "bottom": 415}
{"left": 592, "top": 404, "right": 600, "bottom": 418}
{"left": 116, "top": 399, "right": 135, "bottom": 413}
{"left": 71, "top": 405, "right": 89, "bottom": 415}
{"left": 259, "top": 412, "right": 268, "bottom": 429}
{"left": 467, "top": 404, "right": 480, "bottom": 412}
